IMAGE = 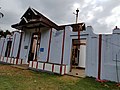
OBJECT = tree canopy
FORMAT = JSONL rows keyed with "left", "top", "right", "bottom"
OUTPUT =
{"left": 0, "top": 30, "right": 11, "bottom": 38}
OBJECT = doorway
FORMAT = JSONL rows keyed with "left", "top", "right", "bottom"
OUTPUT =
{"left": 69, "top": 39, "right": 86, "bottom": 77}
{"left": 28, "top": 32, "right": 40, "bottom": 62}
{"left": 71, "top": 44, "right": 80, "bottom": 67}
{"left": 5, "top": 41, "right": 12, "bottom": 57}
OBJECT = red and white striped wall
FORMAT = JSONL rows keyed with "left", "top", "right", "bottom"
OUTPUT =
{"left": 29, "top": 61, "right": 69, "bottom": 75}
{"left": 0, "top": 56, "right": 27, "bottom": 65}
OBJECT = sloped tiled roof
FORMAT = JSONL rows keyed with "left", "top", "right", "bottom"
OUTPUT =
{"left": 11, "top": 7, "right": 60, "bottom": 30}
{"left": 11, "top": 7, "right": 85, "bottom": 31}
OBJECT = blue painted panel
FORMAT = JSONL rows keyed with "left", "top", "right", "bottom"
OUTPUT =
{"left": 40, "top": 48, "right": 44, "bottom": 52}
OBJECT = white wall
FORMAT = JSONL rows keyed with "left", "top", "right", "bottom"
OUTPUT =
{"left": 85, "top": 26, "right": 99, "bottom": 77}
{"left": 79, "top": 43, "right": 86, "bottom": 68}
{"left": 10, "top": 32, "right": 21, "bottom": 58}
{"left": 63, "top": 26, "right": 72, "bottom": 65}
{"left": 38, "top": 28, "right": 50, "bottom": 62}
{"left": 86, "top": 27, "right": 120, "bottom": 82}
{"left": 49, "top": 28, "right": 63, "bottom": 64}
{"left": 19, "top": 30, "right": 32, "bottom": 60}
{"left": 2, "top": 37, "right": 8, "bottom": 57}
{"left": 101, "top": 33, "right": 120, "bottom": 82}
{"left": 0, "top": 38, "right": 5, "bottom": 56}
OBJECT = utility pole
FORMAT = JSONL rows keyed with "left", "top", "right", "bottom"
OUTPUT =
{"left": 73, "top": 8, "right": 79, "bottom": 24}
{"left": 76, "top": 8, "right": 79, "bottom": 24}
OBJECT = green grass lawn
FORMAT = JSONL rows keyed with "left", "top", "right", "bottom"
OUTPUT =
{"left": 0, "top": 64, "right": 119, "bottom": 90}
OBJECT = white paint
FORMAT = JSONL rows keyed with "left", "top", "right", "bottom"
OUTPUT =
{"left": 10, "top": 32, "right": 21, "bottom": 58}
{"left": 38, "top": 28, "right": 50, "bottom": 62}
{"left": 29, "top": 61, "right": 32, "bottom": 67}
{"left": 7, "top": 58, "right": 11, "bottom": 63}
{"left": 63, "top": 26, "right": 72, "bottom": 67}
{"left": 85, "top": 26, "right": 99, "bottom": 77}
{"left": 49, "top": 29, "right": 63, "bottom": 64}
{"left": 33, "top": 61, "right": 37, "bottom": 68}
{"left": 11, "top": 58, "right": 14, "bottom": 64}
{"left": 85, "top": 27, "right": 120, "bottom": 82}
{"left": 19, "top": 30, "right": 32, "bottom": 60}
{"left": 54, "top": 65, "right": 60, "bottom": 74}
{"left": 0, "top": 38, "right": 5, "bottom": 56}
{"left": 38, "top": 62, "right": 44, "bottom": 70}
{"left": 3, "top": 57, "right": 7, "bottom": 62}
{"left": 79, "top": 45, "right": 86, "bottom": 68}
{"left": 45, "top": 63, "right": 52, "bottom": 71}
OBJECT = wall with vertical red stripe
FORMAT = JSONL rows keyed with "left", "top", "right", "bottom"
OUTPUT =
{"left": 49, "top": 28, "right": 63, "bottom": 64}
{"left": 86, "top": 26, "right": 120, "bottom": 82}
{"left": 39, "top": 28, "right": 51, "bottom": 62}
{"left": 85, "top": 26, "right": 99, "bottom": 78}
{"left": 19, "top": 30, "right": 31, "bottom": 60}
{"left": 11, "top": 32, "right": 21, "bottom": 58}
{"left": 0, "top": 38, "right": 5, "bottom": 57}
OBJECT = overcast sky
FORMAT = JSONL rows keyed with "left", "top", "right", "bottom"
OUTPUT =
{"left": 0, "top": 0, "right": 120, "bottom": 34}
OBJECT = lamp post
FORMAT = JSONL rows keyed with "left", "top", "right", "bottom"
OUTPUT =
{"left": 76, "top": 8, "right": 79, "bottom": 24}
{"left": 73, "top": 8, "right": 79, "bottom": 24}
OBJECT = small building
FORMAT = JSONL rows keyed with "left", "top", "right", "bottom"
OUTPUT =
{"left": 11, "top": 7, "right": 87, "bottom": 75}
{"left": 0, "top": 7, "right": 119, "bottom": 82}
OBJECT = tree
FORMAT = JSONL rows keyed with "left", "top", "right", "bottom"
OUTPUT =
{"left": 0, "top": 30, "right": 11, "bottom": 38}
{"left": 0, "top": 30, "right": 4, "bottom": 38}
{"left": 4, "top": 30, "right": 11, "bottom": 37}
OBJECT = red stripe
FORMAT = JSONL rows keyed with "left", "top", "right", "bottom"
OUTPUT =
{"left": 8, "top": 38, "right": 11, "bottom": 57}
{"left": 16, "top": 58, "right": 18, "bottom": 64}
{"left": 46, "top": 29, "right": 52, "bottom": 62}
{"left": 0, "top": 39, "right": 5, "bottom": 60}
{"left": 6, "top": 38, "right": 11, "bottom": 63}
{"left": 60, "top": 29, "right": 65, "bottom": 75}
{"left": 16, "top": 32, "right": 23, "bottom": 64}
{"left": 64, "top": 65, "right": 66, "bottom": 74}
{"left": 60, "top": 65, "right": 63, "bottom": 74}
{"left": 20, "top": 59, "right": 23, "bottom": 64}
{"left": 43, "top": 63, "right": 45, "bottom": 70}
{"left": 52, "top": 64, "right": 54, "bottom": 72}
{"left": 36, "top": 62, "right": 38, "bottom": 69}
{"left": 32, "top": 61, "right": 34, "bottom": 68}
{"left": 98, "top": 34, "right": 102, "bottom": 80}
